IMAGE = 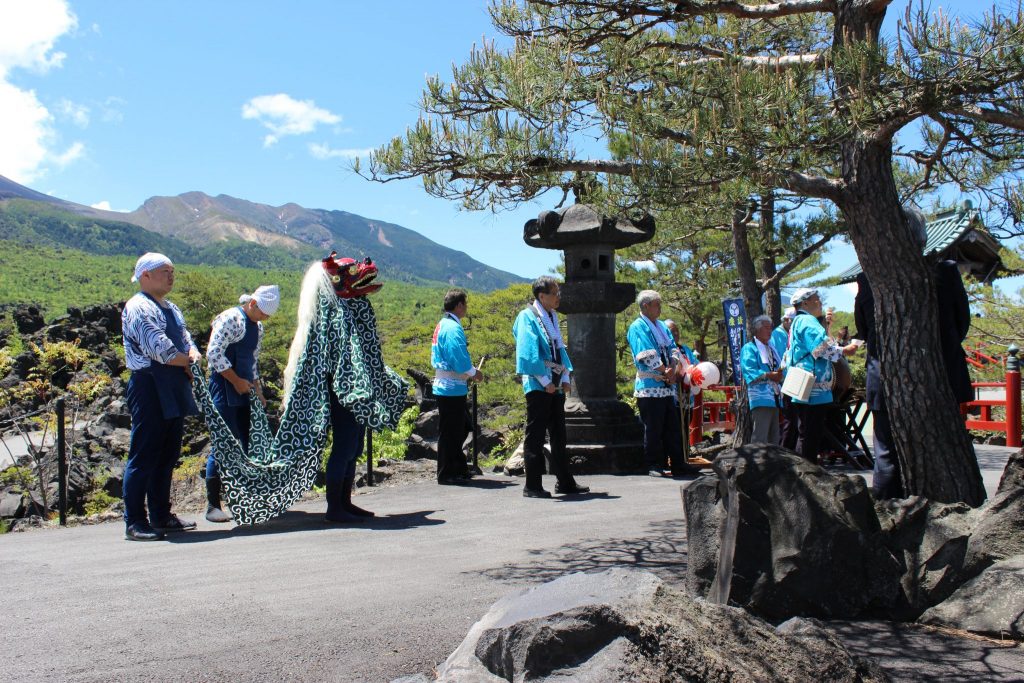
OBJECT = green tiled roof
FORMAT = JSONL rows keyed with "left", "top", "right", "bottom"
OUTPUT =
{"left": 835, "top": 205, "right": 997, "bottom": 283}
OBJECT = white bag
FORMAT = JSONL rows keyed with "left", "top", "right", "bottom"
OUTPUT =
{"left": 781, "top": 366, "right": 814, "bottom": 401}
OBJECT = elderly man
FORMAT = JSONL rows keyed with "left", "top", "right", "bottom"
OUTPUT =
{"left": 513, "top": 276, "right": 589, "bottom": 498}
{"left": 204, "top": 285, "right": 279, "bottom": 522}
{"left": 786, "top": 288, "right": 861, "bottom": 464}
{"left": 432, "top": 288, "right": 484, "bottom": 485}
{"left": 121, "top": 253, "right": 201, "bottom": 541}
{"left": 741, "top": 315, "right": 784, "bottom": 443}
{"left": 628, "top": 291, "right": 697, "bottom": 477}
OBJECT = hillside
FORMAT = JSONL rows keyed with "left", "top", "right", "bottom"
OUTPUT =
{"left": 0, "top": 175, "right": 525, "bottom": 291}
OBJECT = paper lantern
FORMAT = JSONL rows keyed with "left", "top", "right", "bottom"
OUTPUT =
{"left": 688, "top": 361, "right": 720, "bottom": 391}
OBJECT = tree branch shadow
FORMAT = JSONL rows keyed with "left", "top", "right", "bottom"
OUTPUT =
{"left": 470, "top": 519, "right": 689, "bottom": 586}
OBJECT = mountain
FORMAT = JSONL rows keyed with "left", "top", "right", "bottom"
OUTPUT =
{"left": 0, "top": 175, "right": 525, "bottom": 290}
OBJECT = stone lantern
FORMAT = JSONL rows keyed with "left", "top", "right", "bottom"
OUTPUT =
{"left": 523, "top": 204, "right": 655, "bottom": 471}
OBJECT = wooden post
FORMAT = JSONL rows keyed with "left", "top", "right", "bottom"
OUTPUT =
{"left": 690, "top": 390, "right": 704, "bottom": 446}
{"left": 56, "top": 397, "right": 67, "bottom": 526}
{"left": 365, "top": 430, "right": 374, "bottom": 486}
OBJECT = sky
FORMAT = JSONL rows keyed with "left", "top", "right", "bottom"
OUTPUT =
{"left": 0, "top": 0, "right": 999, "bottom": 311}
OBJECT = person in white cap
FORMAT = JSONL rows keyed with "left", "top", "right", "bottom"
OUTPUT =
{"left": 203, "top": 285, "right": 279, "bottom": 521}
{"left": 786, "top": 287, "right": 861, "bottom": 464}
{"left": 121, "top": 253, "right": 202, "bottom": 541}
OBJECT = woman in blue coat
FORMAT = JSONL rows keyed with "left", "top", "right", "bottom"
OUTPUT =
{"left": 786, "top": 288, "right": 861, "bottom": 463}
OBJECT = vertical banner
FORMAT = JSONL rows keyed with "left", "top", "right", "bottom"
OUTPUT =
{"left": 722, "top": 297, "right": 746, "bottom": 384}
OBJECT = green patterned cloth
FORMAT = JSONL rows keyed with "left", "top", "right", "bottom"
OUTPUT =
{"left": 192, "top": 293, "right": 408, "bottom": 525}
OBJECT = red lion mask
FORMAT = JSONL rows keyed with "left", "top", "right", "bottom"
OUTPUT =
{"left": 322, "top": 252, "right": 382, "bottom": 298}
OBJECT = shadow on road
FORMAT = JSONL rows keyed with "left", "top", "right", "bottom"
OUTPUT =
{"left": 827, "top": 620, "right": 1024, "bottom": 682}
{"left": 471, "top": 519, "right": 688, "bottom": 586}
{"left": 552, "top": 491, "right": 622, "bottom": 503}
{"left": 165, "top": 509, "right": 445, "bottom": 543}
{"left": 449, "top": 478, "right": 517, "bottom": 490}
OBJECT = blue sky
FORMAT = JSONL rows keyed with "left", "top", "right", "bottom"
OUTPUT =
{"left": 0, "top": 0, "right": 995, "bottom": 310}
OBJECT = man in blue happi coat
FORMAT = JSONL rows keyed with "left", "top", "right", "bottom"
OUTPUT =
{"left": 121, "top": 253, "right": 201, "bottom": 541}
{"left": 741, "top": 315, "right": 784, "bottom": 444}
{"left": 513, "top": 276, "right": 589, "bottom": 498}
{"left": 628, "top": 291, "right": 699, "bottom": 477}
{"left": 432, "top": 288, "right": 484, "bottom": 484}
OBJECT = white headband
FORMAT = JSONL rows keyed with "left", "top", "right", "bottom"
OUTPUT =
{"left": 240, "top": 284, "right": 280, "bottom": 316}
{"left": 131, "top": 253, "right": 172, "bottom": 282}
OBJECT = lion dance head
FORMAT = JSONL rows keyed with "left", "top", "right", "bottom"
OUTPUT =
{"left": 321, "top": 251, "right": 382, "bottom": 298}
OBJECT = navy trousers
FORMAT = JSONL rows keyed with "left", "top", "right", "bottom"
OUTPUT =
{"left": 637, "top": 396, "right": 683, "bottom": 472}
{"left": 795, "top": 402, "right": 829, "bottom": 464}
{"left": 866, "top": 356, "right": 902, "bottom": 499}
{"left": 123, "top": 372, "right": 185, "bottom": 527}
{"left": 327, "top": 393, "right": 365, "bottom": 486}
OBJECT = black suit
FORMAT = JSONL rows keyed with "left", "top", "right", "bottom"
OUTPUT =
{"left": 934, "top": 260, "right": 973, "bottom": 404}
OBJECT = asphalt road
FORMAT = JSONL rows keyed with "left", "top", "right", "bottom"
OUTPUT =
{"left": 2, "top": 448, "right": 1021, "bottom": 683}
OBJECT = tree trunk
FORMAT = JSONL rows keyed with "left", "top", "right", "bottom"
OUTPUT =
{"left": 830, "top": 0, "right": 984, "bottom": 506}
{"left": 838, "top": 142, "right": 985, "bottom": 506}
{"left": 730, "top": 202, "right": 764, "bottom": 447}
{"left": 758, "top": 193, "right": 782, "bottom": 326}
{"left": 731, "top": 203, "right": 764, "bottom": 322}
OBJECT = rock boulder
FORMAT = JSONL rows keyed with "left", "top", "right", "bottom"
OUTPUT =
{"left": 433, "top": 567, "right": 889, "bottom": 682}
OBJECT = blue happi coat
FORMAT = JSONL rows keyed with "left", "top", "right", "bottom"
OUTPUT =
{"left": 770, "top": 325, "right": 789, "bottom": 362}
{"left": 785, "top": 311, "right": 834, "bottom": 405}
{"left": 627, "top": 316, "right": 678, "bottom": 395}
{"left": 740, "top": 340, "right": 781, "bottom": 409}
{"left": 513, "top": 306, "right": 572, "bottom": 394}
{"left": 431, "top": 313, "right": 474, "bottom": 397}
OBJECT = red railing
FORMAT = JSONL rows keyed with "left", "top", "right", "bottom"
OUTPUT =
{"left": 961, "top": 351, "right": 1022, "bottom": 447}
{"left": 689, "top": 385, "right": 737, "bottom": 446}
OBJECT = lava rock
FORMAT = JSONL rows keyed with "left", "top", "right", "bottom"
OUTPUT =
{"left": 436, "top": 567, "right": 889, "bottom": 682}
{"left": 920, "top": 555, "right": 1024, "bottom": 638}
{"left": 685, "top": 443, "right": 904, "bottom": 619}
{"left": 405, "top": 433, "right": 438, "bottom": 461}
{"left": 12, "top": 305, "right": 44, "bottom": 335}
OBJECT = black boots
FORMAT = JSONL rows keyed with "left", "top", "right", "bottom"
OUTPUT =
{"left": 205, "top": 476, "right": 232, "bottom": 523}
{"left": 325, "top": 477, "right": 374, "bottom": 523}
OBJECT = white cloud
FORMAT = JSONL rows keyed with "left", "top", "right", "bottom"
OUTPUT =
{"left": 0, "top": 0, "right": 80, "bottom": 183}
{"left": 242, "top": 93, "right": 341, "bottom": 147}
{"left": 58, "top": 98, "right": 89, "bottom": 127}
{"left": 0, "top": 0, "right": 76, "bottom": 76}
{"left": 90, "top": 200, "right": 128, "bottom": 212}
{"left": 100, "top": 96, "right": 125, "bottom": 124}
{"left": 52, "top": 141, "right": 84, "bottom": 168}
{"left": 308, "top": 142, "right": 372, "bottom": 160}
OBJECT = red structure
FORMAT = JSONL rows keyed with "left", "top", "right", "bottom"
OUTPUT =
{"left": 961, "top": 344, "right": 1022, "bottom": 448}
{"left": 689, "top": 385, "right": 737, "bottom": 446}
{"left": 690, "top": 346, "right": 1022, "bottom": 449}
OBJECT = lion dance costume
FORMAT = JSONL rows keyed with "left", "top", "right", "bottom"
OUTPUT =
{"left": 192, "top": 253, "right": 408, "bottom": 524}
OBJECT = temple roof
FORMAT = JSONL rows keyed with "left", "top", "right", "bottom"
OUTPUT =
{"left": 836, "top": 203, "right": 1007, "bottom": 284}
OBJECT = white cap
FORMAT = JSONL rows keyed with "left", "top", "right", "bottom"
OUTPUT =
{"left": 241, "top": 285, "right": 280, "bottom": 315}
{"left": 783, "top": 307, "right": 797, "bottom": 320}
{"left": 790, "top": 288, "right": 819, "bottom": 306}
{"left": 131, "top": 253, "right": 172, "bottom": 282}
